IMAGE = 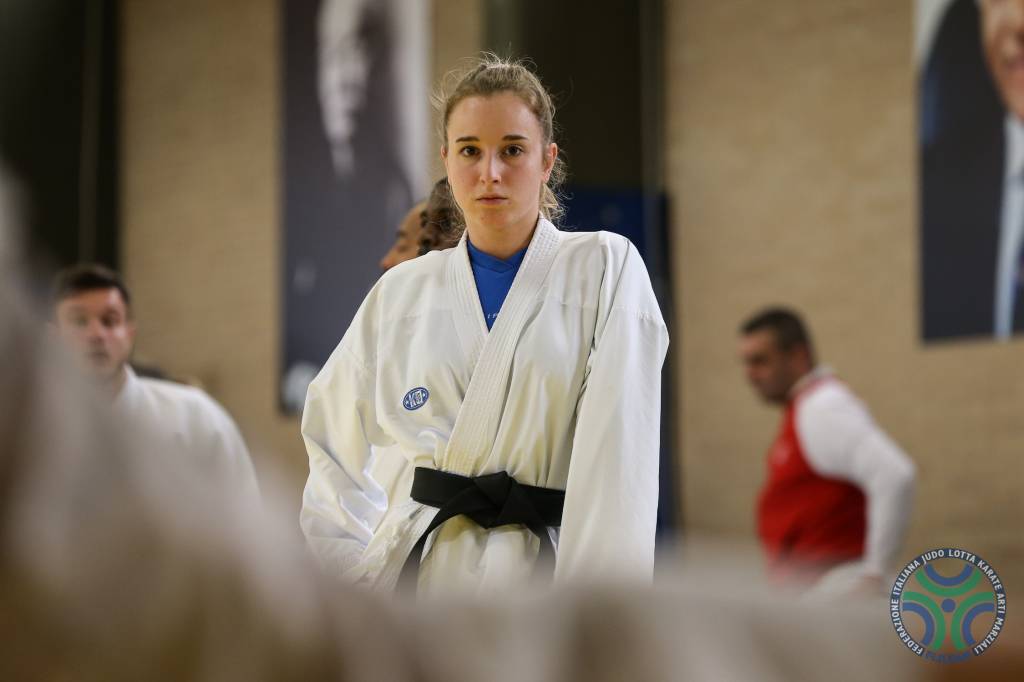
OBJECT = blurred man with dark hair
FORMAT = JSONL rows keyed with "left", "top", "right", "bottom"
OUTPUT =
{"left": 52, "top": 264, "right": 135, "bottom": 395}
{"left": 51, "top": 263, "right": 259, "bottom": 497}
{"left": 379, "top": 200, "right": 427, "bottom": 271}
{"left": 379, "top": 178, "right": 461, "bottom": 272}
{"left": 419, "top": 177, "right": 460, "bottom": 255}
{"left": 738, "top": 307, "right": 916, "bottom": 592}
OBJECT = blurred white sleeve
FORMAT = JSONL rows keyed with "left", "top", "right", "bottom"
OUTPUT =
{"left": 198, "top": 394, "right": 261, "bottom": 501}
{"left": 796, "top": 384, "right": 916, "bottom": 579}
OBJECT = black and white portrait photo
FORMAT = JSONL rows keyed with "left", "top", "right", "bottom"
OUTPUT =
{"left": 281, "top": 0, "right": 429, "bottom": 411}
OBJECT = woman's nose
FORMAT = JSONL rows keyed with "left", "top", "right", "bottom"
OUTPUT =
{"left": 481, "top": 152, "right": 502, "bottom": 184}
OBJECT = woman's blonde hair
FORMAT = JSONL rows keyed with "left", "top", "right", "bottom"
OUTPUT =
{"left": 435, "top": 53, "right": 567, "bottom": 225}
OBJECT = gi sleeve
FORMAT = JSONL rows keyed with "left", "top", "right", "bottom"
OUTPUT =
{"left": 796, "top": 386, "right": 917, "bottom": 578}
{"left": 300, "top": 291, "right": 394, "bottom": 576}
{"left": 555, "top": 237, "right": 669, "bottom": 583}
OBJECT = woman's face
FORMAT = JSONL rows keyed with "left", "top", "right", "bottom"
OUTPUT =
{"left": 443, "top": 92, "right": 557, "bottom": 242}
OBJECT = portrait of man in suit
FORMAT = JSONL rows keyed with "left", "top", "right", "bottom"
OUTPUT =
{"left": 920, "top": 0, "right": 1024, "bottom": 340}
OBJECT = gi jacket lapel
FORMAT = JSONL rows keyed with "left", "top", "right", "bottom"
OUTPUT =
{"left": 443, "top": 218, "right": 561, "bottom": 476}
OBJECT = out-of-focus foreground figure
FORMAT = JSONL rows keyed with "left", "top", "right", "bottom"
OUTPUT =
{"left": 0, "top": 175, "right": 397, "bottom": 680}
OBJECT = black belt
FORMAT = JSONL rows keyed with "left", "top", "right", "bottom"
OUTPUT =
{"left": 400, "top": 467, "right": 565, "bottom": 585}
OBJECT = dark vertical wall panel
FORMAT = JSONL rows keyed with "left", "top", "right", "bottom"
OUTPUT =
{"left": 0, "top": 0, "right": 119, "bottom": 271}
{"left": 484, "top": 0, "right": 678, "bottom": 535}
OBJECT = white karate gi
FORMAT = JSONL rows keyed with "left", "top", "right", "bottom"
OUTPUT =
{"left": 301, "top": 219, "right": 669, "bottom": 594}
{"left": 113, "top": 366, "right": 260, "bottom": 498}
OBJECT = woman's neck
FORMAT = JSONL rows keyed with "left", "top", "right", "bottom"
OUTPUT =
{"left": 464, "top": 214, "right": 539, "bottom": 260}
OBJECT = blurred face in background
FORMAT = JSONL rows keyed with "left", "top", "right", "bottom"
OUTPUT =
{"left": 54, "top": 287, "right": 135, "bottom": 384}
{"left": 738, "top": 330, "right": 808, "bottom": 405}
{"left": 380, "top": 201, "right": 425, "bottom": 271}
{"left": 981, "top": 0, "right": 1024, "bottom": 121}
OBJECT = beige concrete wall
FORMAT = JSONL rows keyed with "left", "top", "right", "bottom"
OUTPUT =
{"left": 122, "top": 0, "right": 289, "bottom": 480}
{"left": 121, "top": 1, "right": 481, "bottom": 504}
{"left": 430, "top": 0, "right": 483, "bottom": 179}
{"left": 667, "top": 0, "right": 1024, "bottom": 585}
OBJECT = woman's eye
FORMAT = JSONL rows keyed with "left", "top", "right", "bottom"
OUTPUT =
{"left": 504, "top": 145, "right": 524, "bottom": 157}
{"left": 458, "top": 146, "right": 478, "bottom": 157}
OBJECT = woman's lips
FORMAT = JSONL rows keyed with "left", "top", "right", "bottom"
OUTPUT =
{"left": 476, "top": 196, "right": 507, "bottom": 205}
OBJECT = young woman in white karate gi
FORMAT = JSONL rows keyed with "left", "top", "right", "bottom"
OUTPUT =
{"left": 300, "top": 54, "right": 669, "bottom": 596}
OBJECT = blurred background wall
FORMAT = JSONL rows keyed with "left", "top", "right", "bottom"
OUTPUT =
{"left": 122, "top": 0, "right": 298, "bottom": 480}
{"left": 8, "top": 0, "right": 1019, "bottom": 588}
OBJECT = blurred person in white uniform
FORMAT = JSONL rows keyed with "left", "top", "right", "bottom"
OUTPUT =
{"left": 50, "top": 263, "right": 259, "bottom": 498}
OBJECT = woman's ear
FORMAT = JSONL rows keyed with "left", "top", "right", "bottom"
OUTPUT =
{"left": 542, "top": 142, "right": 558, "bottom": 182}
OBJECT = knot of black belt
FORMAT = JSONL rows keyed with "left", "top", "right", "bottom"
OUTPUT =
{"left": 400, "top": 467, "right": 565, "bottom": 584}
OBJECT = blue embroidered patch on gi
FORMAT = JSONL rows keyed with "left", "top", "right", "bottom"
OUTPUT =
{"left": 402, "top": 387, "right": 429, "bottom": 411}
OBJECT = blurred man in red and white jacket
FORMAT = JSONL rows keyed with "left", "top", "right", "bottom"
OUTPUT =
{"left": 739, "top": 307, "right": 916, "bottom": 594}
